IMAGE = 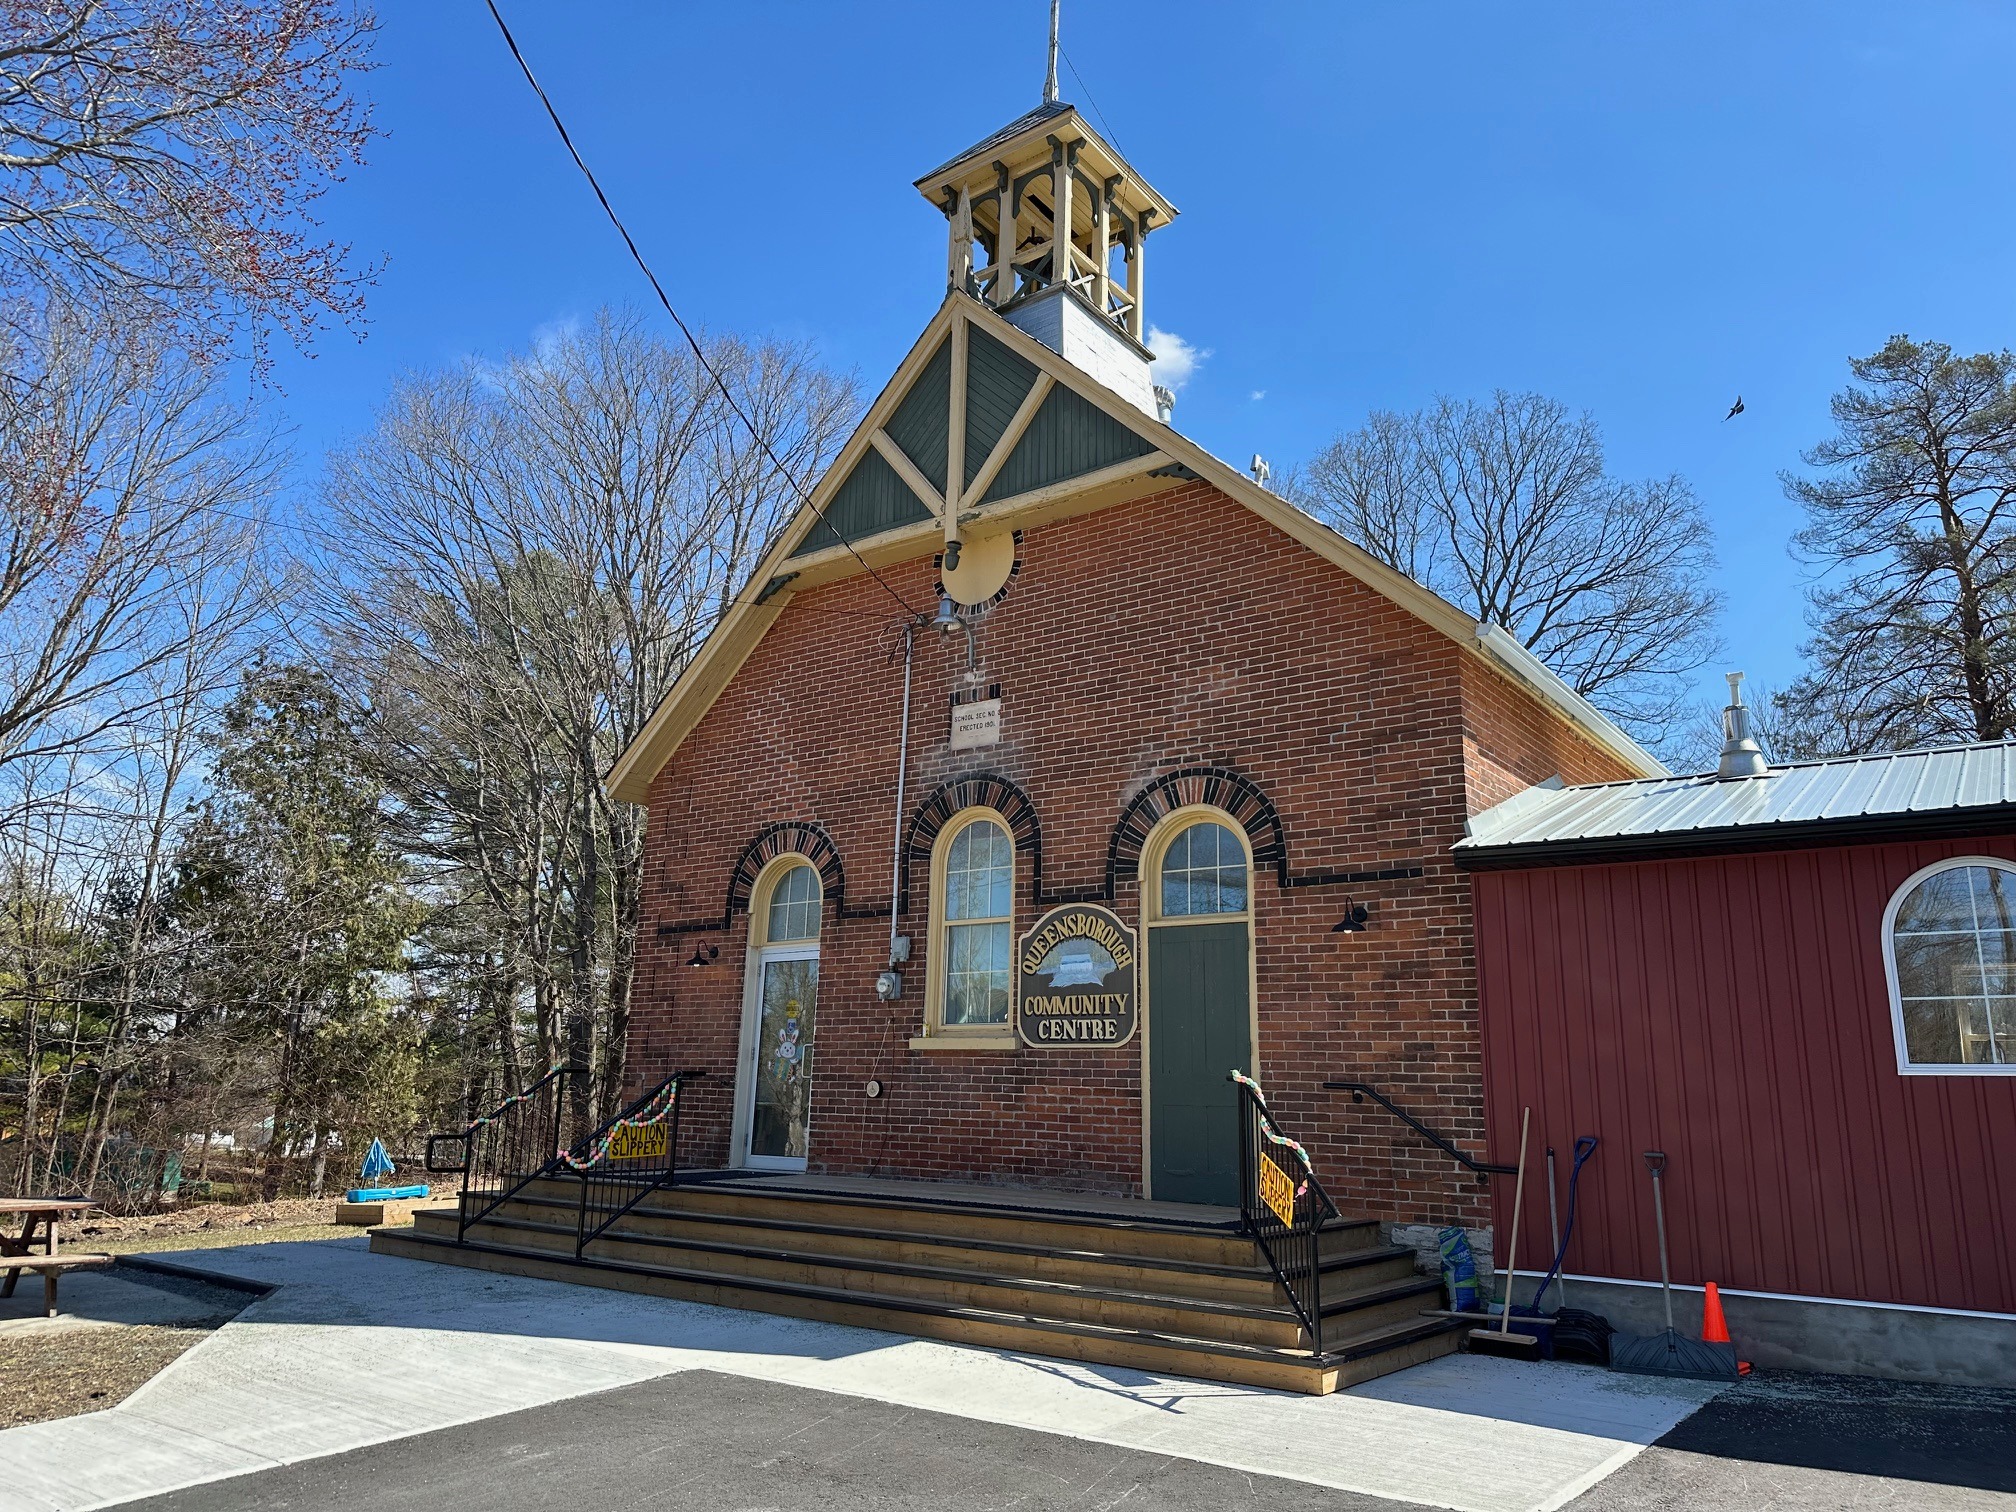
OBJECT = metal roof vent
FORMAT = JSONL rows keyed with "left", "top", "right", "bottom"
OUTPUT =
{"left": 1154, "top": 384, "right": 1175, "bottom": 423}
{"left": 1716, "top": 671, "right": 1771, "bottom": 779}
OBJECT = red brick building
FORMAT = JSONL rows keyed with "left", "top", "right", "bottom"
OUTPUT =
{"left": 391, "top": 81, "right": 2013, "bottom": 1392}
{"left": 606, "top": 98, "right": 1656, "bottom": 1238}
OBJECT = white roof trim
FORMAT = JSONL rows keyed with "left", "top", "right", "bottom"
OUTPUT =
{"left": 1473, "top": 625, "right": 1670, "bottom": 779}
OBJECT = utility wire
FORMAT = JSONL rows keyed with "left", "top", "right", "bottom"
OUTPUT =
{"left": 482, "top": 0, "right": 922, "bottom": 619}
{"left": 1059, "top": 45, "right": 1123, "bottom": 157}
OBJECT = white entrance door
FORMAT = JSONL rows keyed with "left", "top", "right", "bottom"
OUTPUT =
{"left": 740, "top": 944, "right": 818, "bottom": 1169}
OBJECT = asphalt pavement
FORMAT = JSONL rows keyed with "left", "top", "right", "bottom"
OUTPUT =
{"left": 117, "top": 1366, "right": 2016, "bottom": 1512}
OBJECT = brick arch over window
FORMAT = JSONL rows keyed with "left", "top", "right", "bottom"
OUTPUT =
{"left": 900, "top": 773, "right": 1042, "bottom": 913}
{"left": 1107, "top": 767, "right": 1290, "bottom": 894}
{"left": 726, "top": 821, "right": 846, "bottom": 920}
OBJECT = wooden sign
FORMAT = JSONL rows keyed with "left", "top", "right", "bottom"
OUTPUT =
{"left": 1015, "top": 903, "right": 1138, "bottom": 1048}
{"left": 606, "top": 1122, "right": 669, "bottom": 1162}
{"left": 1258, "top": 1149, "right": 1298, "bottom": 1226}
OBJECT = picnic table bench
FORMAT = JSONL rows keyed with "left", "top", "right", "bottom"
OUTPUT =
{"left": 0, "top": 1196, "right": 109, "bottom": 1318}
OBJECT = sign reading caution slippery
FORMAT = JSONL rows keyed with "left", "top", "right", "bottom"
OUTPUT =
{"left": 605, "top": 1122, "right": 669, "bottom": 1162}
{"left": 1015, "top": 903, "right": 1139, "bottom": 1048}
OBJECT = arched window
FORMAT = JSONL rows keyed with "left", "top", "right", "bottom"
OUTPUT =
{"left": 1884, "top": 857, "right": 2016, "bottom": 1073}
{"left": 764, "top": 862, "right": 821, "bottom": 944}
{"left": 1156, "top": 819, "right": 1249, "bottom": 919}
{"left": 740, "top": 857, "right": 822, "bottom": 1167}
{"left": 924, "top": 809, "right": 1015, "bottom": 1038}
{"left": 1142, "top": 810, "right": 1255, "bottom": 1204}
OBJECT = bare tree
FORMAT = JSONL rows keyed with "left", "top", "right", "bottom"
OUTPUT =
{"left": 0, "top": 0, "right": 378, "bottom": 360}
{"left": 0, "top": 302, "right": 275, "bottom": 786}
{"left": 1775, "top": 337, "right": 2016, "bottom": 756}
{"left": 1298, "top": 392, "right": 1722, "bottom": 752}
{"left": 313, "top": 310, "right": 857, "bottom": 1110}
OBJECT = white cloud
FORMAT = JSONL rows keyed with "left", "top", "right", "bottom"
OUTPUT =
{"left": 1249, "top": 389, "right": 1267, "bottom": 402}
{"left": 527, "top": 315, "right": 584, "bottom": 365}
{"left": 468, "top": 314, "right": 584, "bottom": 391}
{"left": 1146, "top": 326, "right": 1209, "bottom": 392}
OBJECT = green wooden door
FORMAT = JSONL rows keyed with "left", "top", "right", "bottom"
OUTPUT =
{"left": 1148, "top": 921, "right": 1252, "bottom": 1206}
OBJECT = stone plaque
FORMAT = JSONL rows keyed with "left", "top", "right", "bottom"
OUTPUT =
{"left": 1015, "top": 903, "right": 1139, "bottom": 1048}
{"left": 949, "top": 696, "right": 1001, "bottom": 750}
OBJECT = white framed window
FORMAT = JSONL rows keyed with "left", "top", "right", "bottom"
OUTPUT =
{"left": 1883, "top": 856, "right": 2016, "bottom": 1075}
{"left": 738, "top": 856, "right": 823, "bottom": 1168}
{"left": 764, "top": 862, "right": 821, "bottom": 944}
{"left": 1154, "top": 819, "right": 1251, "bottom": 920}
{"left": 916, "top": 808, "right": 1016, "bottom": 1045}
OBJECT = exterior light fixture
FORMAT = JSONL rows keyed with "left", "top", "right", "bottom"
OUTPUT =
{"left": 931, "top": 596, "right": 981, "bottom": 681}
{"left": 1331, "top": 901, "right": 1369, "bottom": 933}
{"left": 685, "top": 943, "right": 720, "bottom": 968}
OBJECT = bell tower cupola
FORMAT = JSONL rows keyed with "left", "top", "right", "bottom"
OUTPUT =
{"left": 912, "top": 2, "right": 1177, "bottom": 415}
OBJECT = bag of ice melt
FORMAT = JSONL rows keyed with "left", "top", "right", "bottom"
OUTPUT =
{"left": 1437, "top": 1225, "right": 1480, "bottom": 1313}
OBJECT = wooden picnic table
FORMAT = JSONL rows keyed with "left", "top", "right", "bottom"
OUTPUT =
{"left": 0, "top": 1196, "right": 107, "bottom": 1316}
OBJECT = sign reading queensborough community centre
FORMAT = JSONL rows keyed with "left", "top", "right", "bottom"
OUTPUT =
{"left": 1015, "top": 903, "right": 1139, "bottom": 1048}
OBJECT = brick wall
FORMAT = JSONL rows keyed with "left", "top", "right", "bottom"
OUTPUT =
{"left": 630, "top": 479, "right": 1637, "bottom": 1227}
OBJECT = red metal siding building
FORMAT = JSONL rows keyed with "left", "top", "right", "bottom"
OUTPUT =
{"left": 1461, "top": 741, "right": 2016, "bottom": 1331}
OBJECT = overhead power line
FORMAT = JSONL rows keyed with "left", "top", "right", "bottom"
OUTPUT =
{"left": 1059, "top": 45, "right": 1123, "bottom": 156}
{"left": 481, "top": 0, "right": 921, "bottom": 619}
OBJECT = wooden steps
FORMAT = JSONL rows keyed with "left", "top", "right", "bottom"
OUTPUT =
{"left": 369, "top": 1177, "right": 1461, "bottom": 1394}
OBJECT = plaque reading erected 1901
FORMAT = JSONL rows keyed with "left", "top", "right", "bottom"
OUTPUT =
{"left": 949, "top": 696, "right": 1001, "bottom": 750}
{"left": 1015, "top": 903, "right": 1139, "bottom": 1048}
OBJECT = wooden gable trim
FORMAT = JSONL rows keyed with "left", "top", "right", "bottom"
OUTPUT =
{"left": 607, "top": 293, "right": 1663, "bottom": 803}
{"left": 605, "top": 303, "right": 958, "bottom": 803}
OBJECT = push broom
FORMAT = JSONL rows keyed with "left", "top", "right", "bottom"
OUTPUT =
{"left": 1469, "top": 1106, "right": 1539, "bottom": 1357}
{"left": 1608, "top": 1151, "right": 1738, "bottom": 1380}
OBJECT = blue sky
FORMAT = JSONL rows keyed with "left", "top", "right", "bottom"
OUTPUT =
{"left": 266, "top": 1, "right": 2016, "bottom": 721}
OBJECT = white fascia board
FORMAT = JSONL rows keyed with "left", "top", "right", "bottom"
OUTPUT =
{"left": 1474, "top": 624, "right": 1669, "bottom": 779}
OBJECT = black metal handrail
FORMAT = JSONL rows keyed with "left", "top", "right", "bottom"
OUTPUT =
{"left": 1231, "top": 1073, "right": 1340, "bottom": 1349}
{"left": 1324, "top": 1080, "right": 1514, "bottom": 1185}
{"left": 425, "top": 1065, "right": 591, "bottom": 1240}
{"left": 559, "top": 1070, "right": 707, "bottom": 1258}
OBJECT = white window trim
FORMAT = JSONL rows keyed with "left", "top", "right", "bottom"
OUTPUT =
{"left": 911, "top": 806, "right": 1019, "bottom": 1050}
{"left": 1145, "top": 812, "right": 1256, "bottom": 926}
{"left": 762, "top": 859, "right": 822, "bottom": 945}
{"left": 733, "top": 855, "right": 824, "bottom": 1168}
{"left": 1881, "top": 854, "right": 2016, "bottom": 1077}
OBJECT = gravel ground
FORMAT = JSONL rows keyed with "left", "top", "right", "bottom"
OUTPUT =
{"left": 0, "top": 1323, "right": 217, "bottom": 1428}
{"left": 73, "top": 1197, "right": 370, "bottom": 1255}
{"left": 0, "top": 1269, "right": 249, "bottom": 1430}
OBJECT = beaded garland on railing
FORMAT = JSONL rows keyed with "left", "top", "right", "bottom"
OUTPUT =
{"left": 1230, "top": 1069, "right": 1314, "bottom": 1198}
{"left": 554, "top": 1079, "right": 681, "bottom": 1172}
{"left": 461, "top": 1065, "right": 568, "bottom": 1133}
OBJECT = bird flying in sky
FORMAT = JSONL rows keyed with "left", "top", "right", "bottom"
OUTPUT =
{"left": 1724, "top": 396, "right": 1745, "bottom": 421}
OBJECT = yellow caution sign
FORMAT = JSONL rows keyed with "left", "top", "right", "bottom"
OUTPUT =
{"left": 1258, "top": 1151, "right": 1297, "bottom": 1227}
{"left": 606, "top": 1122, "right": 669, "bottom": 1162}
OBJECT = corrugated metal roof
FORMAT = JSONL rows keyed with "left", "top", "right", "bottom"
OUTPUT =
{"left": 1457, "top": 739, "right": 2016, "bottom": 860}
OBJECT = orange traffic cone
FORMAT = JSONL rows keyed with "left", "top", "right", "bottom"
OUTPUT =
{"left": 1701, "top": 1281, "right": 1730, "bottom": 1343}
{"left": 1703, "top": 1281, "right": 1753, "bottom": 1372}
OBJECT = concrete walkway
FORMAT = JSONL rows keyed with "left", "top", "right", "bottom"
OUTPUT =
{"left": 0, "top": 1269, "right": 243, "bottom": 1339}
{"left": 0, "top": 1237, "right": 1726, "bottom": 1512}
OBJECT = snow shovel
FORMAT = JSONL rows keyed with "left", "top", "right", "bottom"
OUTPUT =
{"left": 1608, "top": 1151, "right": 1738, "bottom": 1380}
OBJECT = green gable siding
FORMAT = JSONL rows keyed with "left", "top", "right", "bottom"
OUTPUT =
{"left": 884, "top": 338, "right": 951, "bottom": 496}
{"left": 787, "top": 324, "right": 1160, "bottom": 560}
{"left": 788, "top": 446, "right": 932, "bottom": 558}
{"left": 980, "top": 381, "right": 1155, "bottom": 504}
{"left": 963, "top": 326, "right": 1040, "bottom": 492}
